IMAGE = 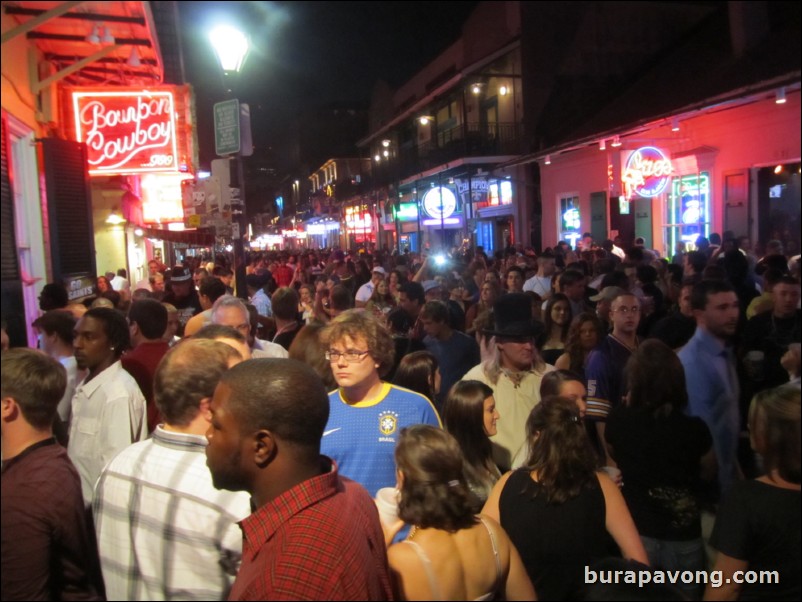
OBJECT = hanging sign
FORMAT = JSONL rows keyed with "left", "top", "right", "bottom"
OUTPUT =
{"left": 72, "top": 89, "right": 179, "bottom": 176}
{"left": 622, "top": 146, "right": 673, "bottom": 198}
{"left": 422, "top": 187, "right": 457, "bottom": 220}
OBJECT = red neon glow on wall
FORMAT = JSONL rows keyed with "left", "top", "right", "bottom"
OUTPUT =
{"left": 72, "top": 90, "right": 179, "bottom": 176}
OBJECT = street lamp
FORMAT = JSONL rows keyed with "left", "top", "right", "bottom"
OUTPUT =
{"left": 210, "top": 25, "right": 249, "bottom": 298}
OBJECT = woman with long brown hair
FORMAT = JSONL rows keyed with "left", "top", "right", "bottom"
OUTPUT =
{"left": 606, "top": 339, "right": 715, "bottom": 598}
{"left": 554, "top": 313, "right": 605, "bottom": 378}
{"left": 540, "top": 293, "right": 572, "bottom": 366}
{"left": 465, "top": 280, "right": 501, "bottom": 334}
{"left": 383, "top": 426, "right": 535, "bottom": 601}
{"left": 483, "top": 396, "right": 646, "bottom": 600}
{"left": 442, "top": 380, "right": 501, "bottom": 509}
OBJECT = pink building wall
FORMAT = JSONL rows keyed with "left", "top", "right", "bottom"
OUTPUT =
{"left": 540, "top": 91, "right": 801, "bottom": 252}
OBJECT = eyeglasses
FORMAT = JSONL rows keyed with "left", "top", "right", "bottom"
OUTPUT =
{"left": 325, "top": 349, "right": 370, "bottom": 363}
{"left": 612, "top": 306, "right": 640, "bottom": 315}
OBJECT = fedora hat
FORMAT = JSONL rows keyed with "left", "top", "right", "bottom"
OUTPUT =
{"left": 484, "top": 293, "right": 544, "bottom": 339}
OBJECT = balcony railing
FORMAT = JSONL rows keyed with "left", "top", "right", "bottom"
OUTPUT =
{"left": 393, "top": 121, "right": 524, "bottom": 179}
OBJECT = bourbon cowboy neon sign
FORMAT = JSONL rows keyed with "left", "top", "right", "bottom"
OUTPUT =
{"left": 622, "top": 146, "right": 673, "bottom": 198}
{"left": 72, "top": 90, "right": 179, "bottom": 176}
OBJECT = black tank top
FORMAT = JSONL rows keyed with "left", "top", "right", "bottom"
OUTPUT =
{"left": 499, "top": 469, "right": 616, "bottom": 600}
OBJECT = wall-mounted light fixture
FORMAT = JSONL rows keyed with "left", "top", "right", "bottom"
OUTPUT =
{"left": 544, "top": 155, "right": 552, "bottom": 165}
{"left": 101, "top": 26, "right": 115, "bottom": 45}
{"left": 381, "top": 139, "right": 391, "bottom": 147}
{"left": 127, "top": 47, "right": 141, "bottom": 67}
{"left": 85, "top": 25, "right": 101, "bottom": 44}
{"left": 610, "top": 135, "right": 622, "bottom": 148}
{"left": 106, "top": 208, "right": 125, "bottom": 225}
{"left": 419, "top": 116, "right": 433, "bottom": 125}
{"left": 776, "top": 87, "right": 787, "bottom": 104}
{"left": 499, "top": 85, "right": 509, "bottom": 96}
{"left": 374, "top": 154, "right": 381, "bottom": 162}
{"left": 471, "top": 83, "right": 482, "bottom": 95}
{"left": 599, "top": 139, "right": 606, "bottom": 151}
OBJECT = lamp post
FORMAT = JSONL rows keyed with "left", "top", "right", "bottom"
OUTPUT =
{"left": 210, "top": 25, "right": 249, "bottom": 299}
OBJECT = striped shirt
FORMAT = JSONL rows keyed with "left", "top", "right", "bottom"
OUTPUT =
{"left": 93, "top": 426, "right": 251, "bottom": 601}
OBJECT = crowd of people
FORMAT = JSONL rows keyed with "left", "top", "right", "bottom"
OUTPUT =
{"left": 1, "top": 232, "right": 800, "bottom": 601}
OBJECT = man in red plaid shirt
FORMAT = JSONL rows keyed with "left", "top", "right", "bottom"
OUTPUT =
{"left": 206, "top": 358, "right": 394, "bottom": 601}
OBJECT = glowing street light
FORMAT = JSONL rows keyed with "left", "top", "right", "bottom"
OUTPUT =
{"left": 209, "top": 25, "right": 249, "bottom": 74}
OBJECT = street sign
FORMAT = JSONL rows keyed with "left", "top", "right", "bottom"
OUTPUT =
{"left": 214, "top": 99, "right": 240, "bottom": 156}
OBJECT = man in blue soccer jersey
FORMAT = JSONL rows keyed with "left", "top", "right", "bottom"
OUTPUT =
{"left": 320, "top": 310, "right": 441, "bottom": 496}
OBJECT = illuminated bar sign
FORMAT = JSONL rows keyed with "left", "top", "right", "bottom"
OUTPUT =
{"left": 141, "top": 173, "right": 193, "bottom": 224}
{"left": 622, "top": 146, "right": 673, "bottom": 198}
{"left": 422, "top": 187, "right": 457, "bottom": 220}
{"left": 73, "top": 90, "right": 179, "bottom": 176}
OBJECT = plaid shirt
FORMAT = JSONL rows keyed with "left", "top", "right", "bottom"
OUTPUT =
{"left": 229, "top": 458, "right": 394, "bottom": 601}
{"left": 94, "top": 427, "right": 251, "bottom": 601}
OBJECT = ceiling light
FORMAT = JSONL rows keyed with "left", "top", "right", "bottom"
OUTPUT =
{"left": 544, "top": 155, "right": 551, "bottom": 165}
{"left": 101, "top": 26, "right": 115, "bottom": 45}
{"left": 610, "top": 135, "right": 622, "bottom": 147}
{"left": 106, "top": 209, "right": 125, "bottom": 225}
{"left": 85, "top": 25, "right": 101, "bottom": 44}
{"left": 774, "top": 165, "right": 783, "bottom": 174}
{"left": 381, "top": 139, "right": 390, "bottom": 147}
{"left": 671, "top": 117, "right": 680, "bottom": 132}
{"left": 776, "top": 87, "right": 786, "bottom": 104}
{"left": 599, "top": 139, "right": 606, "bottom": 151}
{"left": 127, "top": 47, "right": 141, "bottom": 67}
{"left": 419, "top": 116, "right": 432, "bottom": 126}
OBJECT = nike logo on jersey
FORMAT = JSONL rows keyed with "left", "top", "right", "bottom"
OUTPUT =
{"left": 323, "top": 428, "right": 341, "bottom": 437}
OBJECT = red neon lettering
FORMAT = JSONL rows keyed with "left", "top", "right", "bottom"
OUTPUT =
{"left": 76, "top": 93, "right": 177, "bottom": 173}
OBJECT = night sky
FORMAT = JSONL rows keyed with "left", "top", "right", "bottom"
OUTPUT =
{"left": 179, "top": 1, "right": 480, "bottom": 166}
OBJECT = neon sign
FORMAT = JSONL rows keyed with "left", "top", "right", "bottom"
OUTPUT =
{"left": 622, "top": 146, "right": 673, "bottom": 198}
{"left": 345, "top": 207, "right": 372, "bottom": 229}
{"left": 73, "top": 90, "right": 179, "bottom": 176}
{"left": 422, "top": 187, "right": 457, "bottom": 220}
{"left": 141, "top": 173, "right": 193, "bottom": 224}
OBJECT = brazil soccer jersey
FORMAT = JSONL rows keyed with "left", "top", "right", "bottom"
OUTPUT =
{"left": 321, "top": 383, "right": 441, "bottom": 496}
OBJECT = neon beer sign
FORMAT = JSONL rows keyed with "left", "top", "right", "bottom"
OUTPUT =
{"left": 72, "top": 90, "right": 179, "bottom": 176}
{"left": 622, "top": 146, "right": 673, "bottom": 198}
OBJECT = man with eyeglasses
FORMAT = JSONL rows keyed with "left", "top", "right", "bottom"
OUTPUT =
{"left": 319, "top": 310, "right": 440, "bottom": 497}
{"left": 586, "top": 291, "right": 641, "bottom": 466}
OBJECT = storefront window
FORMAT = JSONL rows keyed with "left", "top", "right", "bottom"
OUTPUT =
{"left": 559, "top": 195, "right": 581, "bottom": 248}
{"left": 665, "top": 172, "right": 710, "bottom": 254}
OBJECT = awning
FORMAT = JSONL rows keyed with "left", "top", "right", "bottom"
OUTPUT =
{"left": 141, "top": 226, "right": 214, "bottom": 246}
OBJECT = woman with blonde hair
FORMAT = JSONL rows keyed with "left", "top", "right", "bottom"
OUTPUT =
{"left": 384, "top": 425, "right": 535, "bottom": 601}
{"left": 705, "top": 385, "right": 800, "bottom": 601}
{"left": 483, "top": 396, "right": 647, "bottom": 600}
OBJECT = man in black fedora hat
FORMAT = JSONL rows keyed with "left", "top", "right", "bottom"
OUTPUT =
{"left": 460, "top": 293, "right": 553, "bottom": 471}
